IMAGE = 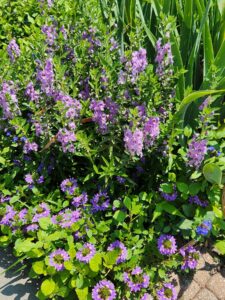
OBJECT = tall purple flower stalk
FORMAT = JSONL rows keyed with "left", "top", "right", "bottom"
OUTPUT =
{"left": 42, "top": 25, "right": 57, "bottom": 46}
{"left": 155, "top": 38, "right": 173, "bottom": 77}
{"left": 37, "top": 59, "right": 54, "bottom": 96}
{"left": 187, "top": 137, "right": 207, "bottom": 169}
{"left": 7, "top": 39, "right": 20, "bottom": 62}
{"left": 124, "top": 128, "right": 144, "bottom": 157}
{"left": 0, "top": 81, "right": 21, "bottom": 119}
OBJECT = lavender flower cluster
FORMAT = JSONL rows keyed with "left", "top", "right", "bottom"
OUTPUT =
{"left": 187, "top": 137, "right": 207, "bottom": 169}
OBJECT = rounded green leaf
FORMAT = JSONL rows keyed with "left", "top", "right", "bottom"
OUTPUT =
{"left": 203, "top": 163, "right": 222, "bottom": 185}
{"left": 41, "top": 278, "right": 56, "bottom": 296}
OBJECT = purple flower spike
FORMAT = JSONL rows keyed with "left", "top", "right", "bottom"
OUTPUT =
{"left": 7, "top": 39, "right": 20, "bottom": 62}
{"left": 76, "top": 243, "right": 96, "bottom": 263}
{"left": 49, "top": 249, "right": 70, "bottom": 271}
{"left": 92, "top": 279, "right": 116, "bottom": 300}
{"left": 124, "top": 128, "right": 144, "bottom": 157}
{"left": 189, "top": 195, "right": 208, "bottom": 207}
{"left": 107, "top": 240, "right": 128, "bottom": 264}
{"left": 123, "top": 267, "right": 150, "bottom": 292}
{"left": 157, "top": 283, "right": 177, "bottom": 300}
{"left": 180, "top": 245, "right": 200, "bottom": 270}
{"left": 187, "top": 137, "right": 207, "bottom": 169}
{"left": 157, "top": 235, "right": 177, "bottom": 255}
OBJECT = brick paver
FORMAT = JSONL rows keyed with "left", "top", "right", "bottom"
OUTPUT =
{"left": 174, "top": 251, "right": 225, "bottom": 300}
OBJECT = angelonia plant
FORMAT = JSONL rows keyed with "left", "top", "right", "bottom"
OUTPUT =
{"left": 0, "top": 1, "right": 225, "bottom": 300}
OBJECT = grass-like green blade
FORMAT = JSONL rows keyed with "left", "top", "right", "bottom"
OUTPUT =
{"left": 136, "top": 0, "right": 156, "bottom": 47}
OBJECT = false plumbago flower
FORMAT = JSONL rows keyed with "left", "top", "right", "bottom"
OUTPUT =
{"left": 107, "top": 240, "right": 128, "bottom": 264}
{"left": 187, "top": 136, "right": 207, "bottom": 169}
{"left": 123, "top": 267, "right": 150, "bottom": 292}
{"left": 0, "top": 81, "right": 21, "bottom": 119}
{"left": 124, "top": 128, "right": 144, "bottom": 157}
{"left": 91, "top": 191, "right": 110, "bottom": 213}
{"left": 37, "top": 58, "right": 54, "bottom": 96}
{"left": 189, "top": 195, "right": 208, "bottom": 207}
{"left": 51, "top": 209, "right": 81, "bottom": 228}
{"left": 49, "top": 249, "right": 70, "bottom": 271}
{"left": 157, "top": 235, "right": 177, "bottom": 255}
{"left": 157, "top": 283, "right": 177, "bottom": 300}
{"left": 161, "top": 186, "right": 178, "bottom": 202}
{"left": 25, "top": 82, "right": 39, "bottom": 102}
{"left": 180, "top": 245, "right": 200, "bottom": 270}
{"left": 196, "top": 220, "right": 212, "bottom": 236}
{"left": 72, "top": 192, "right": 88, "bottom": 208}
{"left": 7, "top": 39, "right": 20, "bottom": 62}
{"left": 76, "top": 243, "right": 96, "bottom": 263}
{"left": 32, "top": 203, "right": 51, "bottom": 223}
{"left": 92, "top": 279, "right": 117, "bottom": 300}
{"left": 41, "top": 25, "right": 57, "bottom": 46}
{"left": 60, "top": 178, "right": 78, "bottom": 195}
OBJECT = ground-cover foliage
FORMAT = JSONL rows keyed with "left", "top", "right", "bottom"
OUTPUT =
{"left": 0, "top": 0, "right": 225, "bottom": 299}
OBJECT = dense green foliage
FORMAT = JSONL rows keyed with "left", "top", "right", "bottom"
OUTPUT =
{"left": 0, "top": 1, "right": 225, "bottom": 299}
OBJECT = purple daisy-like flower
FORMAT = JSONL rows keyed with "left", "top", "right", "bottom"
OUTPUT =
{"left": 51, "top": 209, "right": 80, "bottom": 228}
{"left": 49, "top": 249, "right": 70, "bottom": 271}
{"left": 92, "top": 279, "right": 116, "bottom": 300}
{"left": 26, "top": 223, "right": 39, "bottom": 232}
{"left": 32, "top": 203, "right": 51, "bottom": 223}
{"left": 189, "top": 195, "right": 208, "bottom": 207}
{"left": 180, "top": 245, "right": 200, "bottom": 270}
{"left": 0, "top": 206, "right": 16, "bottom": 226}
{"left": 157, "top": 235, "right": 177, "bottom": 255}
{"left": 196, "top": 220, "right": 212, "bottom": 236}
{"left": 157, "top": 283, "right": 177, "bottom": 300}
{"left": 107, "top": 240, "right": 128, "bottom": 264}
{"left": 72, "top": 192, "right": 88, "bottom": 208}
{"left": 91, "top": 191, "right": 110, "bottom": 213}
{"left": 141, "top": 293, "right": 153, "bottom": 300}
{"left": 123, "top": 267, "right": 150, "bottom": 292}
{"left": 76, "top": 243, "right": 96, "bottom": 263}
{"left": 60, "top": 178, "right": 78, "bottom": 195}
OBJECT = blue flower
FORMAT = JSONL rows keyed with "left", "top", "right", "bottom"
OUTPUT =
{"left": 196, "top": 220, "right": 212, "bottom": 236}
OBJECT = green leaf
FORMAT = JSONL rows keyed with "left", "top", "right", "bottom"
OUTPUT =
{"left": 203, "top": 163, "right": 222, "bottom": 185}
{"left": 32, "top": 261, "right": 46, "bottom": 275}
{"left": 152, "top": 201, "right": 184, "bottom": 222}
{"left": 113, "top": 200, "right": 121, "bottom": 208}
{"left": 76, "top": 287, "right": 88, "bottom": 300}
{"left": 38, "top": 217, "right": 53, "bottom": 230}
{"left": 131, "top": 203, "right": 142, "bottom": 215}
{"left": 176, "top": 182, "right": 189, "bottom": 193}
{"left": 214, "top": 240, "right": 225, "bottom": 255}
{"left": 41, "top": 278, "right": 56, "bottom": 296}
{"left": 179, "top": 219, "right": 193, "bottom": 230}
{"left": 160, "top": 183, "right": 173, "bottom": 194}
{"left": 113, "top": 210, "right": 126, "bottom": 223}
{"left": 89, "top": 253, "right": 102, "bottom": 272}
{"left": 15, "top": 239, "right": 37, "bottom": 253}
{"left": 123, "top": 196, "right": 132, "bottom": 210}
{"left": 103, "top": 249, "right": 120, "bottom": 266}
{"left": 189, "top": 183, "right": 201, "bottom": 195}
